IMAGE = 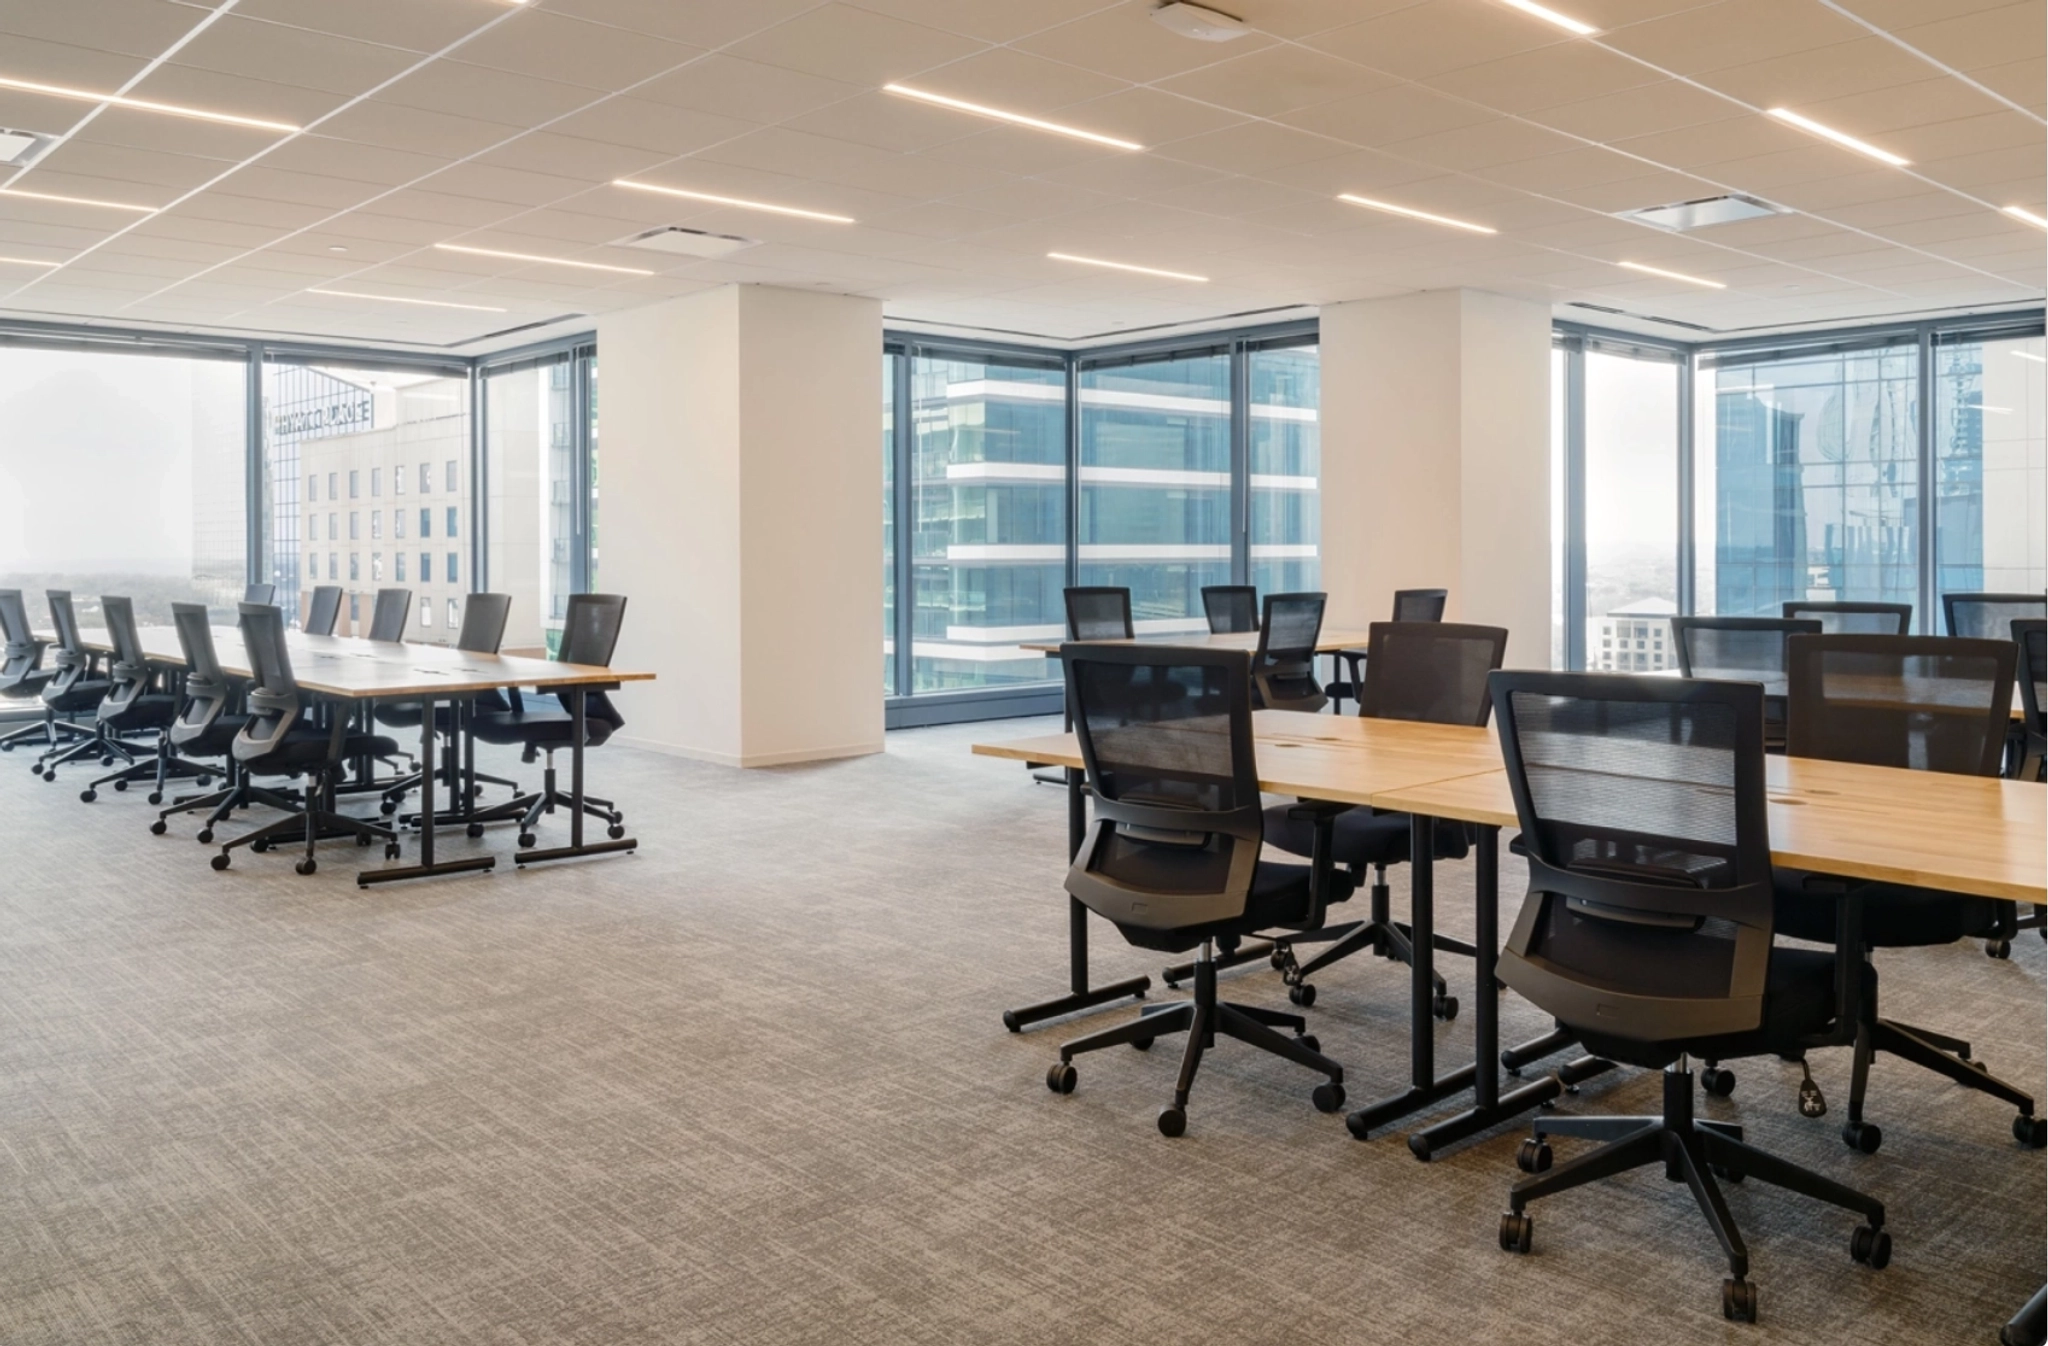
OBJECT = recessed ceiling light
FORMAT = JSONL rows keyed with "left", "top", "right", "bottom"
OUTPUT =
{"left": 0, "top": 74, "right": 297, "bottom": 133}
{"left": 308, "top": 288, "right": 507, "bottom": 313}
{"left": 882, "top": 83, "right": 1142, "bottom": 151}
{"left": 1765, "top": 108, "right": 1908, "bottom": 167}
{"left": 328, "top": 245, "right": 348, "bottom": 253}
{"left": 1150, "top": 2, "right": 1250, "bottom": 41}
{"left": 0, "top": 255, "right": 58, "bottom": 268}
{"left": 1497, "top": 0, "right": 1598, "bottom": 35}
{"left": 1616, "top": 260, "right": 1726, "bottom": 289}
{"left": 2012, "top": 350, "right": 2046, "bottom": 363}
{"left": 2002, "top": 205, "right": 2048, "bottom": 230}
{"left": 612, "top": 179, "right": 855, "bottom": 224}
{"left": 1048, "top": 251, "right": 1207, "bottom": 282}
{"left": 434, "top": 242, "right": 653, "bottom": 275}
{"left": 1337, "top": 194, "right": 1496, "bottom": 234}
{"left": 0, "top": 186, "right": 154, "bottom": 212}
{"left": 1622, "top": 194, "right": 1784, "bottom": 232}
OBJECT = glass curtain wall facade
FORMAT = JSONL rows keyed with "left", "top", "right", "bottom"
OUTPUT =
{"left": 482, "top": 343, "right": 596, "bottom": 657}
{"left": 883, "top": 325, "right": 1319, "bottom": 721}
{"left": 1933, "top": 329, "right": 2045, "bottom": 600}
{"left": 0, "top": 343, "right": 247, "bottom": 629}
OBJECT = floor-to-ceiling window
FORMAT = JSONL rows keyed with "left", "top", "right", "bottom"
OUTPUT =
{"left": 1934, "top": 326, "right": 2045, "bottom": 603}
{"left": 1247, "top": 340, "right": 1321, "bottom": 596}
{"left": 481, "top": 344, "right": 594, "bottom": 657}
{"left": 1583, "top": 348, "right": 1681, "bottom": 670}
{"left": 0, "top": 344, "right": 247, "bottom": 630}
{"left": 881, "top": 351, "right": 899, "bottom": 695}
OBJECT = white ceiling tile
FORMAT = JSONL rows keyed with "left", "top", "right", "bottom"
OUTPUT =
{"left": 257, "top": 137, "right": 454, "bottom": 188}
{"left": 1967, "top": 56, "right": 2045, "bottom": 115}
{"left": 695, "top": 127, "right": 1008, "bottom": 201}
{"left": 374, "top": 63, "right": 599, "bottom": 128}
{"left": 1424, "top": 41, "right": 1661, "bottom": 115}
{"left": 57, "top": 106, "right": 285, "bottom": 161}
{"left": 0, "top": 0, "right": 210, "bottom": 58}
{"left": 1890, "top": 111, "right": 2042, "bottom": 166}
{"left": 351, "top": 188, "right": 526, "bottom": 228}
{"left": 726, "top": 4, "right": 986, "bottom": 87}
{"left": 1279, "top": 83, "right": 1500, "bottom": 148}
{"left": 1308, "top": 0, "right": 1572, "bottom": 81}
{"left": 1601, "top": 0, "right": 1867, "bottom": 74}
{"left": 1152, "top": 121, "right": 1348, "bottom": 176}
{"left": 841, "top": 0, "right": 1118, "bottom": 44}
{"left": 544, "top": 98, "right": 759, "bottom": 159}
{"left": 26, "top": 141, "right": 232, "bottom": 192}
{"left": 1376, "top": 118, "right": 1586, "bottom": 173}
{"left": 1527, "top": 80, "right": 1747, "bottom": 145}
{"left": 632, "top": 55, "right": 864, "bottom": 124}
{"left": 1156, "top": 45, "right": 1395, "bottom": 119}
{"left": 447, "top": 12, "right": 703, "bottom": 92}
{"left": 1013, "top": 4, "right": 1278, "bottom": 84}
{"left": 1893, "top": 2, "right": 2044, "bottom": 73}
{"left": 231, "top": 0, "right": 504, "bottom": 53}
{"left": 422, "top": 162, "right": 607, "bottom": 209}
{"left": 126, "top": 62, "right": 348, "bottom": 126}
{"left": 165, "top": 17, "right": 421, "bottom": 97}
{"left": 543, "top": 0, "right": 817, "bottom": 47}
{"left": 471, "top": 132, "right": 673, "bottom": 184}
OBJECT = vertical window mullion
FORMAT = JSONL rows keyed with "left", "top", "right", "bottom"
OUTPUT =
{"left": 892, "top": 347, "right": 914, "bottom": 700}
{"left": 1915, "top": 322, "right": 1937, "bottom": 634}
{"left": 468, "top": 365, "right": 484, "bottom": 594}
{"left": 1229, "top": 338, "right": 1250, "bottom": 587}
{"left": 1564, "top": 338, "right": 1589, "bottom": 669}
{"left": 1677, "top": 348, "right": 1695, "bottom": 616}
{"left": 1065, "top": 350, "right": 1080, "bottom": 590}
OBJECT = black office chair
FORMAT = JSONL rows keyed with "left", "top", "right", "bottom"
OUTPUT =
{"left": 367, "top": 587, "right": 412, "bottom": 642}
{"left": 467, "top": 594, "right": 628, "bottom": 849}
{"left": 150, "top": 602, "right": 252, "bottom": 842}
{"left": 2016, "top": 619, "right": 2045, "bottom": 782}
{"left": 244, "top": 582, "right": 276, "bottom": 606}
{"left": 1489, "top": 670, "right": 1888, "bottom": 1323}
{"left": 376, "top": 593, "right": 519, "bottom": 819}
{"left": 78, "top": 595, "right": 203, "bottom": 805}
{"left": 1781, "top": 600, "right": 1910, "bottom": 635}
{"left": 1043, "top": 642, "right": 1351, "bottom": 1136}
{"left": 1944, "top": 591, "right": 2046, "bottom": 640}
{"left": 1327, "top": 587, "right": 1447, "bottom": 714}
{"left": 304, "top": 585, "right": 343, "bottom": 636}
{"left": 210, "top": 603, "right": 399, "bottom": 876}
{"left": 1201, "top": 585, "right": 1259, "bottom": 635}
{"left": 1670, "top": 615, "right": 1820, "bottom": 750}
{"left": 33, "top": 590, "right": 118, "bottom": 780}
{"left": 1261, "top": 622, "right": 1508, "bottom": 1016}
{"left": 0, "top": 587, "right": 74, "bottom": 755}
{"left": 1768, "top": 633, "right": 2042, "bottom": 1152}
{"left": 1064, "top": 586, "right": 1132, "bottom": 640}
{"left": 1250, "top": 592, "right": 1327, "bottom": 713}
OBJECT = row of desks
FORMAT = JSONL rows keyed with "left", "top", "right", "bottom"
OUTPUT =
{"left": 973, "top": 708, "right": 2046, "bottom": 1157}
{"left": 54, "top": 624, "right": 652, "bottom": 886}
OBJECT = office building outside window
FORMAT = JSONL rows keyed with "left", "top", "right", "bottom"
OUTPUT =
{"left": 447, "top": 552, "right": 458, "bottom": 585}
{"left": 483, "top": 348, "right": 593, "bottom": 656}
{"left": 881, "top": 352, "right": 898, "bottom": 694}
{"left": 1248, "top": 343, "right": 1320, "bottom": 595}
{"left": 1934, "top": 330, "right": 2044, "bottom": 599}
{"left": 395, "top": 552, "right": 407, "bottom": 582}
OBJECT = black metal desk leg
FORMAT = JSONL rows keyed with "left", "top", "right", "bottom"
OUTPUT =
{"left": 518, "top": 683, "right": 637, "bottom": 867}
{"left": 360, "top": 691, "right": 496, "bottom": 888}
{"left": 1000, "top": 764, "right": 1150, "bottom": 1032}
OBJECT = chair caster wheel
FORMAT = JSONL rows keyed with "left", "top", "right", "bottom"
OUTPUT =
{"left": 385, "top": 844, "right": 402, "bottom": 861}
{"left": 1129, "top": 1036, "right": 1152, "bottom": 1052}
{"left": 195, "top": 775, "right": 210, "bottom": 787}
{"left": 1433, "top": 993, "right": 1458, "bottom": 1021}
{"left": 1722, "top": 1278, "right": 1757, "bottom": 1323}
{"left": 1841, "top": 1121, "right": 1882, "bottom": 1154}
{"left": 357, "top": 833, "right": 373, "bottom": 846}
{"left": 1987, "top": 938, "right": 2012, "bottom": 959}
{"left": 518, "top": 832, "right": 537, "bottom": 848}
{"left": 467, "top": 823, "right": 485, "bottom": 838}
{"left": 210, "top": 854, "right": 230, "bottom": 871}
{"left": 1516, "top": 1139, "right": 1552, "bottom": 1174}
{"left": 1269, "top": 948, "right": 1288, "bottom": 970}
{"left": 295, "top": 859, "right": 316, "bottom": 876}
{"left": 1498, "top": 1212, "right": 1532, "bottom": 1254}
{"left": 607, "top": 824, "right": 625, "bottom": 840}
{"left": 1298, "top": 1034, "right": 1320, "bottom": 1055}
{"left": 380, "top": 801, "right": 398, "bottom": 816}
{"left": 1850, "top": 1224, "right": 1891, "bottom": 1269}
{"left": 1701, "top": 1066, "right": 1735, "bottom": 1097}
{"left": 146, "top": 791, "right": 162, "bottom": 805}
{"left": 1288, "top": 983, "right": 1316, "bottom": 1008}
{"left": 1156, "top": 1105, "right": 1187, "bottom": 1138}
{"left": 1710, "top": 1163, "right": 1745, "bottom": 1184}
{"left": 197, "top": 829, "right": 214, "bottom": 844}
{"left": 113, "top": 779, "right": 127, "bottom": 792}
{"left": 149, "top": 819, "right": 168, "bottom": 835}
{"left": 251, "top": 840, "right": 269, "bottom": 853}
{"left": 1045, "top": 1062, "right": 1076, "bottom": 1095}
{"left": 42, "top": 770, "right": 55, "bottom": 781}
{"left": 100, "top": 755, "right": 116, "bottom": 767}
{"left": 2014, "top": 1114, "right": 2045, "bottom": 1148}
{"left": 79, "top": 789, "right": 96, "bottom": 803}
{"left": 1311, "top": 1082, "right": 1345, "bottom": 1114}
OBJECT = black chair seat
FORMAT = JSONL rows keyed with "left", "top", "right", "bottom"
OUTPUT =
{"left": 1111, "top": 859, "right": 1355, "bottom": 954}
{"left": 4, "top": 669, "right": 55, "bottom": 698}
{"left": 1775, "top": 876, "right": 2003, "bottom": 947}
{"left": 179, "top": 714, "right": 250, "bottom": 759}
{"left": 375, "top": 690, "right": 511, "bottom": 732}
{"left": 1579, "top": 948, "right": 1868, "bottom": 1070}
{"left": 46, "top": 679, "right": 110, "bottom": 712}
{"left": 246, "top": 730, "right": 392, "bottom": 776}
{"left": 1262, "top": 804, "right": 1470, "bottom": 871}
{"left": 469, "top": 707, "right": 617, "bottom": 749}
{"left": 106, "top": 692, "right": 179, "bottom": 730}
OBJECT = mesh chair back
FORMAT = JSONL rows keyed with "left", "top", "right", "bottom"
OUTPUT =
{"left": 44, "top": 591, "right": 91, "bottom": 696}
{"left": 368, "top": 588, "right": 412, "bottom": 642}
{"left": 0, "top": 588, "right": 41, "bottom": 688}
{"left": 233, "top": 603, "right": 303, "bottom": 760}
{"left": 1392, "top": 588, "right": 1448, "bottom": 622}
{"left": 553, "top": 593, "right": 628, "bottom": 730}
{"left": 1781, "top": 601, "right": 1910, "bottom": 635}
{"left": 1945, "top": 592, "right": 2045, "bottom": 641}
{"left": 1252, "top": 592, "right": 1327, "bottom": 712}
{"left": 169, "top": 602, "right": 230, "bottom": 746}
{"left": 244, "top": 582, "right": 276, "bottom": 606}
{"left": 304, "top": 585, "right": 342, "bottom": 636}
{"left": 2015, "top": 619, "right": 2046, "bottom": 732}
{"left": 1359, "top": 621, "right": 1507, "bottom": 725}
{"left": 1491, "top": 671, "right": 1776, "bottom": 1046}
{"left": 98, "top": 596, "right": 150, "bottom": 718}
{"left": 457, "top": 592, "right": 513, "bottom": 654}
{"left": 1062, "top": 643, "right": 1265, "bottom": 933}
{"left": 1670, "top": 616, "right": 1819, "bottom": 696}
{"left": 1201, "top": 585, "right": 1259, "bottom": 634}
{"left": 1065, "top": 586, "right": 1133, "bottom": 641}
{"left": 1786, "top": 634, "right": 2015, "bottom": 778}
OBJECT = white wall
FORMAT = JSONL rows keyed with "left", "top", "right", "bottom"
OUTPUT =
{"left": 1320, "top": 288, "right": 1552, "bottom": 668}
{"left": 599, "top": 285, "right": 884, "bottom": 766}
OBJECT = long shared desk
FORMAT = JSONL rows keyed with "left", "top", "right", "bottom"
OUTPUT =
{"left": 61, "top": 625, "right": 653, "bottom": 887}
{"left": 973, "top": 710, "right": 2047, "bottom": 1157}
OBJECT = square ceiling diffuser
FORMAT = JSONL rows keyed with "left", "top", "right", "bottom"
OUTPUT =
{"left": 1621, "top": 194, "right": 1785, "bottom": 231}
{"left": 617, "top": 226, "right": 758, "bottom": 259}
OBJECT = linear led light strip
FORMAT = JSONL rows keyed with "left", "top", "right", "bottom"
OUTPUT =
{"left": 612, "top": 179, "right": 854, "bottom": 223}
{"left": 1337, "top": 194, "right": 1495, "bottom": 234}
{"left": 1615, "top": 260, "right": 1725, "bottom": 289}
{"left": 0, "top": 74, "right": 297, "bottom": 133}
{"left": 1048, "top": 252, "right": 1206, "bottom": 283}
{"left": 309, "top": 288, "right": 507, "bottom": 313}
{"left": 0, "top": 186, "right": 155, "bottom": 212}
{"left": 1496, "top": 0, "right": 1597, "bottom": 35}
{"left": 2003, "top": 206, "right": 2048, "bottom": 230}
{"left": 2013, "top": 350, "right": 2046, "bottom": 363}
{"left": 434, "top": 243, "right": 652, "bottom": 275}
{"left": 0, "top": 255, "right": 58, "bottom": 268}
{"left": 883, "top": 83, "right": 1142, "bottom": 151}
{"left": 1765, "top": 108, "right": 1908, "bottom": 167}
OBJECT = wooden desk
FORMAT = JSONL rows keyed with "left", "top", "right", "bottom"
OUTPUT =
{"left": 64, "top": 626, "right": 652, "bottom": 885}
{"left": 1018, "top": 629, "right": 1374, "bottom": 655}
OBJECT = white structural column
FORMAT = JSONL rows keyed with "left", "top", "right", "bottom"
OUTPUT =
{"left": 599, "top": 284, "right": 885, "bottom": 766}
{"left": 1318, "top": 288, "right": 1553, "bottom": 669}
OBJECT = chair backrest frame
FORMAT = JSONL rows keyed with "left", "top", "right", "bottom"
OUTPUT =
{"left": 367, "top": 588, "right": 412, "bottom": 642}
{"left": 1785, "top": 633, "right": 2016, "bottom": 779}
{"left": 169, "top": 601, "right": 231, "bottom": 746}
{"left": 1064, "top": 586, "right": 1133, "bottom": 642}
{"left": 1357, "top": 621, "right": 1508, "bottom": 726}
{"left": 1391, "top": 588, "right": 1448, "bottom": 623}
{"left": 1943, "top": 591, "right": 2046, "bottom": 641}
{"left": 304, "top": 585, "right": 343, "bottom": 637}
{"left": 1200, "top": 584, "right": 1259, "bottom": 635}
{"left": 1781, "top": 600, "right": 1911, "bottom": 636}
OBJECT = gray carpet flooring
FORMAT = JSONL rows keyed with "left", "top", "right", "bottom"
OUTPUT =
{"left": 0, "top": 717, "right": 2040, "bottom": 1344}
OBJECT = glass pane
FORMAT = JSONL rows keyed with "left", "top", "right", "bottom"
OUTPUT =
{"left": 1077, "top": 351, "right": 1229, "bottom": 632}
{"left": 1248, "top": 344, "right": 1320, "bottom": 595}
{"left": 910, "top": 351, "right": 1067, "bottom": 693}
{"left": 1697, "top": 343, "right": 1918, "bottom": 621}
{"left": 264, "top": 361, "right": 469, "bottom": 641}
{"left": 0, "top": 347, "right": 246, "bottom": 627}
{"left": 1935, "top": 332, "right": 2044, "bottom": 603}
{"left": 881, "top": 351, "right": 896, "bottom": 695}
{"left": 1583, "top": 351, "right": 1679, "bottom": 670}
{"left": 587, "top": 355, "right": 600, "bottom": 597}
{"left": 1550, "top": 345, "right": 1565, "bottom": 669}
{"left": 483, "top": 359, "right": 580, "bottom": 655}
